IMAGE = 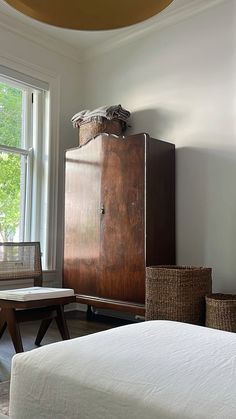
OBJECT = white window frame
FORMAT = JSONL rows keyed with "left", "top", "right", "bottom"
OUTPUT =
{"left": 0, "top": 67, "right": 58, "bottom": 271}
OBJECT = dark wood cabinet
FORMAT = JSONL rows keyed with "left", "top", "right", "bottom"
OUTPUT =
{"left": 63, "top": 133, "right": 175, "bottom": 315}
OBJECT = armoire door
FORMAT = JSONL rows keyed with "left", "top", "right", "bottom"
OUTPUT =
{"left": 63, "top": 139, "right": 102, "bottom": 296}
{"left": 99, "top": 135, "right": 145, "bottom": 304}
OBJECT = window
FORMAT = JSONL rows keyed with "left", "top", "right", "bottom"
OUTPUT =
{"left": 0, "top": 70, "right": 51, "bottom": 270}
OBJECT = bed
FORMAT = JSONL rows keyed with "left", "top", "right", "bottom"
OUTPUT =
{"left": 9, "top": 320, "right": 236, "bottom": 419}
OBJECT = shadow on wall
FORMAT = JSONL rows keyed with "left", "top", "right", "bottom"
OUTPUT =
{"left": 177, "top": 146, "right": 236, "bottom": 293}
{"left": 126, "top": 108, "right": 183, "bottom": 140}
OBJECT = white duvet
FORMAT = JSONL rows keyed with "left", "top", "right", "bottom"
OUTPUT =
{"left": 10, "top": 321, "right": 236, "bottom": 419}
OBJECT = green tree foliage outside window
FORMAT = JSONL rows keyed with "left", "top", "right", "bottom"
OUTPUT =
{"left": 0, "top": 82, "right": 22, "bottom": 241}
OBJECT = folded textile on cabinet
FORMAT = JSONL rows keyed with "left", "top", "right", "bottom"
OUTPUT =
{"left": 71, "top": 104, "right": 130, "bottom": 128}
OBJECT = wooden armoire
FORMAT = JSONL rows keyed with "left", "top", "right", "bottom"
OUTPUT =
{"left": 63, "top": 133, "right": 175, "bottom": 316}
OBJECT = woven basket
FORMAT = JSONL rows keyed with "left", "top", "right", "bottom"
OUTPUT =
{"left": 146, "top": 266, "right": 212, "bottom": 325}
{"left": 205, "top": 294, "right": 236, "bottom": 332}
{"left": 79, "top": 118, "right": 124, "bottom": 146}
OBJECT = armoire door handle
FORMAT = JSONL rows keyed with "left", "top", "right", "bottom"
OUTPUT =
{"left": 100, "top": 205, "right": 105, "bottom": 215}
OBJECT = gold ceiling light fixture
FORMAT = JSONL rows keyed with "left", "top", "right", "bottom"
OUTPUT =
{"left": 4, "top": 0, "right": 175, "bottom": 31}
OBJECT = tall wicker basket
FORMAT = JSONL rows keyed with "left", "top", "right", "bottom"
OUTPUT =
{"left": 205, "top": 294, "right": 236, "bottom": 332}
{"left": 146, "top": 266, "right": 212, "bottom": 325}
{"left": 79, "top": 118, "right": 124, "bottom": 146}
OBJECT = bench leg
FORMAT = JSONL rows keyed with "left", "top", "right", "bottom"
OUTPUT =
{"left": 35, "top": 318, "right": 53, "bottom": 346}
{"left": 86, "top": 304, "right": 94, "bottom": 320}
{"left": 4, "top": 309, "right": 23, "bottom": 353}
{"left": 55, "top": 305, "right": 70, "bottom": 340}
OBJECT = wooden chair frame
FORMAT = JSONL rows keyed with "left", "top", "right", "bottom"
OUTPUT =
{"left": 0, "top": 242, "right": 75, "bottom": 353}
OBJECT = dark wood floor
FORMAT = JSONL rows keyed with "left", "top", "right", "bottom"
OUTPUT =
{"left": 0, "top": 311, "right": 132, "bottom": 382}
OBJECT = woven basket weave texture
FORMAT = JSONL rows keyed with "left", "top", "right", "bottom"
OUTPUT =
{"left": 146, "top": 265, "right": 212, "bottom": 325}
{"left": 205, "top": 294, "right": 236, "bottom": 332}
{"left": 79, "top": 118, "right": 123, "bottom": 146}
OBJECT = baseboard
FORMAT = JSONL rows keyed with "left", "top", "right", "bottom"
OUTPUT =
{"left": 64, "top": 302, "right": 86, "bottom": 312}
{"left": 64, "top": 302, "right": 144, "bottom": 322}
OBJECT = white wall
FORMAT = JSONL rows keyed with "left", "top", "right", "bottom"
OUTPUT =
{"left": 1, "top": 1, "right": 235, "bottom": 295}
{"left": 0, "top": 21, "right": 81, "bottom": 287}
{"left": 81, "top": 0, "right": 236, "bottom": 292}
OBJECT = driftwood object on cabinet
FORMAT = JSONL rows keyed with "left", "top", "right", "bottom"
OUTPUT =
{"left": 63, "top": 133, "right": 175, "bottom": 316}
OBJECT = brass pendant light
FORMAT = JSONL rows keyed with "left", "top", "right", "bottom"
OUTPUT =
{"left": 4, "top": 0, "right": 174, "bottom": 30}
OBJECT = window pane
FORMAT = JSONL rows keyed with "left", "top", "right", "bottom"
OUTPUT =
{"left": 0, "top": 82, "right": 23, "bottom": 148}
{"left": 0, "top": 151, "right": 27, "bottom": 242}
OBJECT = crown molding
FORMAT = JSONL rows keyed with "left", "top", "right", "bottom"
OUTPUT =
{"left": 80, "top": 0, "right": 226, "bottom": 62}
{"left": 0, "top": 9, "right": 83, "bottom": 64}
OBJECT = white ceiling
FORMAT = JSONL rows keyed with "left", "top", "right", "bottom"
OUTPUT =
{"left": 0, "top": 0, "right": 223, "bottom": 61}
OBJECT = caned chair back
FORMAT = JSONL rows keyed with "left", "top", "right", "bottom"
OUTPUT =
{"left": 0, "top": 242, "right": 43, "bottom": 286}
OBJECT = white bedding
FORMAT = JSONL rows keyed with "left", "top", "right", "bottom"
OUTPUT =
{"left": 9, "top": 321, "right": 236, "bottom": 419}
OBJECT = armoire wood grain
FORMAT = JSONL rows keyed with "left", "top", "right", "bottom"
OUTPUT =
{"left": 63, "top": 133, "right": 175, "bottom": 315}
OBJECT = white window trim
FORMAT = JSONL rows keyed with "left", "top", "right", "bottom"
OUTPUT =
{"left": 0, "top": 56, "right": 60, "bottom": 271}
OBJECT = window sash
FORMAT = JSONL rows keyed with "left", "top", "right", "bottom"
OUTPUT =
{"left": 0, "top": 147, "right": 32, "bottom": 242}
{"left": 0, "top": 77, "right": 51, "bottom": 269}
{"left": 0, "top": 144, "right": 29, "bottom": 156}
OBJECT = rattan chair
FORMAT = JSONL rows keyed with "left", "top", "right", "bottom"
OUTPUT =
{"left": 0, "top": 242, "right": 75, "bottom": 353}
